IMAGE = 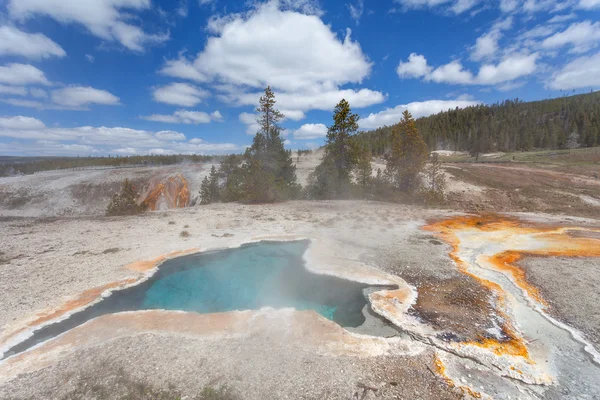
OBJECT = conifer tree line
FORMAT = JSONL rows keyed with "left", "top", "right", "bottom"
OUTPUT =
{"left": 200, "top": 86, "right": 444, "bottom": 205}
{"left": 357, "top": 91, "right": 600, "bottom": 156}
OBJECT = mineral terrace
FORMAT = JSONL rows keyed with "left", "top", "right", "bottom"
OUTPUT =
{"left": 1, "top": 198, "right": 600, "bottom": 399}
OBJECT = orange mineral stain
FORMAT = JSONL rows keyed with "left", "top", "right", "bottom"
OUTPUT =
{"left": 424, "top": 214, "right": 600, "bottom": 361}
{"left": 125, "top": 248, "right": 198, "bottom": 272}
{"left": 140, "top": 173, "right": 190, "bottom": 211}
{"left": 433, "top": 354, "right": 483, "bottom": 398}
{"left": 1, "top": 248, "right": 197, "bottom": 352}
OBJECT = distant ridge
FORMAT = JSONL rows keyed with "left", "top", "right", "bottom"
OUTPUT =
{"left": 358, "top": 91, "right": 600, "bottom": 156}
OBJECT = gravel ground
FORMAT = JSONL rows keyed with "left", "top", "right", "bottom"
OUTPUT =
{"left": 520, "top": 256, "right": 600, "bottom": 350}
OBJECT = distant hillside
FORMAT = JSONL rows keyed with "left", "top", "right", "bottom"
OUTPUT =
{"left": 0, "top": 154, "right": 215, "bottom": 177}
{"left": 358, "top": 91, "right": 600, "bottom": 156}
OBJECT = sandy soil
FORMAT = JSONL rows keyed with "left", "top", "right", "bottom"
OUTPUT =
{"left": 442, "top": 163, "right": 600, "bottom": 217}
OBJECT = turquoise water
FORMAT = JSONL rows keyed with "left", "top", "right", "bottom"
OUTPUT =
{"left": 142, "top": 241, "right": 350, "bottom": 320}
{"left": 4, "top": 241, "right": 368, "bottom": 359}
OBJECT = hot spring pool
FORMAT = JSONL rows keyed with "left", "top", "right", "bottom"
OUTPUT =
{"left": 3, "top": 241, "right": 369, "bottom": 359}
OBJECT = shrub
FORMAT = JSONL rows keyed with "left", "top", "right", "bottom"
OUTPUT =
{"left": 106, "top": 179, "right": 147, "bottom": 216}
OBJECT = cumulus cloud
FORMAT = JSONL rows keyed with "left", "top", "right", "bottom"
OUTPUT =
{"left": 141, "top": 109, "right": 223, "bottom": 124}
{"left": 51, "top": 86, "right": 120, "bottom": 108}
{"left": 239, "top": 112, "right": 260, "bottom": 135}
{"left": 293, "top": 123, "right": 328, "bottom": 139}
{"left": 470, "top": 17, "right": 513, "bottom": 62}
{"left": 0, "top": 63, "right": 51, "bottom": 86}
{"left": 160, "top": 1, "right": 384, "bottom": 113}
{"left": 548, "top": 51, "right": 600, "bottom": 89}
{"left": 0, "top": 118, "right": 241, "bottom": 156}
{"left": 397, "top": 53, "right": 432, "bottom": 78}
{"left": 152, "top": 83, "right": 209, "bottom": 107}
{"left": 0, "top": 116, "right": 45, "bottom": 130}
{"left": 542, "top": 21, "right": 600, "bottom": 53}
{"left": 0, "top": 26, "right": 66, "bottom": 59}
{"left": 397, "top": 53, "right": 538, "bottom": 86}
{"left": 211, "top": 110, "right": 224, "bottom": 121}
{"left": 8, "top": 0, "right": 169, "bottom": 52}
{"left": 155, "top": 130, "right": 186, "bottom": 140}
{"left": 359, "top": 99, "right": 480, "bottom": 129}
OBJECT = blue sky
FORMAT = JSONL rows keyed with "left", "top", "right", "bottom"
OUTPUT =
{"left": 0, "top": 0, "right": 599, "bottom": 156}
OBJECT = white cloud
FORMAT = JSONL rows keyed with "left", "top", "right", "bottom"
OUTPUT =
{"left": 161, "top": 1, "right": 383, "bottom": 113}
{"left": 8, "top": 0, "right": 169, "bottom": 52}
{"left": 29, "top": 88, "right": 48, "bottom": 98}
{"left": 548, "top": 51, "right": 600, "bottom": 89}
{"left": 0, "top": 85, "right": 27, "bottom": 96}
{"left": 211, "top": 110, "right": 224, "bottom": 121}
{"left": 577, "top": 0, "right": 600, "bottom": 9}
{"left": 360, "top": 99, "right": 480, "bottom": 129}
{"left": 159, "top": 57, "right": 208, "bottom": 82}
{"left": 471, "top": 32, "right": 501, "bottom": 61}
{"left": 476, "top": 53, "right": 538, "bottom": 84}
{"left": 281, "top": 110, "right": 305, "bottom": 121}
{"left": 239, "top": 112, "right": 260, "bottom": 135}
{"left": 155, "top": 130, "right": 186, "bottom": 140}
{"left": 51, "top": 86, "right": 120, "bottom": 108}
{"left": 0, "top": 26, "right": 66, "bottom": 59}
{"left": 398, "top": 53, "right": 538, "bottom": 86}
{"left": 470, "top": 17, "right": 513, "bottom": 62}
{"left": 141, "top": 109, "right": 222, "bottom": 124}
{"left": 429, "top": 61, "right": 475, "bottom": 84}
{"left": 519, "top": 25, "right": 556, "bottom": 40}
{"left": 542, "top": 21, "right": 600, "bottom": 53}
{"left": 393, "top": 0, "right": 480, "bottom": 14}
{"left": 499, "top": 0, "right": 519, "bottom": 12}
{"left": 0, "top": 116, "right": 45, "bottom": 130}
{"left": 547, "top": 13, "right": 578, "bottom": 23}
{"left": 152, "top": 83, "right": 209, "bottom": 107}
{"left": 348, "top": 0, "right": 364, "bottom": 24}
{"left": 0, "top": 98, "right": 46, "bottom": 109}
{"left": 85, "top": 54, "right": 95, "bottom": 63}
{"left": 523, "top": 0, "right": 564, "bottom": 13}
{"left": 176, "top": 0, "right": 188, "bottom": 17}
{"left": 180, "top": 2, "right": 371, "bottom": 91}
{"left": 0, "top": 63, "right": 50, "bottom": 86}
{"left": 293, "top": 123, "right": 328, "bottom": 139}
{"left": 397, "top": 53, "right": 432, "bottom": 78}
{"left": 0, "top": 120, "right": 241, "bottom": 155}
{"left": 226, "top": 87, "right": 385, "bottom": 113}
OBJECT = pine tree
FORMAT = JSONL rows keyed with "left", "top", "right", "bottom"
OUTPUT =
{"left": 423, "top": 153, "right": 446, "bottom": 204}
{"left": 208, "top": 165, "right": 220, "bottom": 202}
{"left": 385, "top": 110, "right": 428, "bottom": 194}
{"left": 309, "top": 99, "right": 359, "bottom": 198}
{"left": 200, "top": 166, "right": 221, "bottom": 205}
{"left": 106, "top": 179, "right": 147, "bottom": 216}
{"left": 243, "top": 86, "right": 298, "bottom": 202}
{"left": 355, "top": 144, "right": 373, "bottom": 197}
{"left": 200, "top": 176, "right": 211, "bottom": 205}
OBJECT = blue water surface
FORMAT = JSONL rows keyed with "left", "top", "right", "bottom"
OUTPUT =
{"left": 142, "top": 241, "right": 339, "bottom": 320}
{"left": 4, "top": 241, "right": 368, "bottom": 359}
